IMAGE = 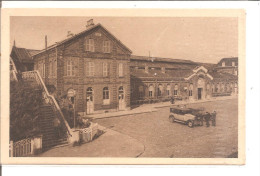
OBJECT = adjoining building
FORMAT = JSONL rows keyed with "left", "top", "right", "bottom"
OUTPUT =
{"left": 130, "top": 56, "right": 238, "bottom": 105}
{"left": 10, "top": 19, "right": 238, "bottom": 115}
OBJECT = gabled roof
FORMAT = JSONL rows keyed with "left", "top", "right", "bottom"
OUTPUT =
{"left": 217, "top": 57, "right": 238, "bottom": 65}
{"left": 184, "top": 66, "right": 213, "bottom": 80}
{"left": 33, "top": 23, "right": 132, "bottom": 57}
{"left": 131, "top": 55, "right": 196, "bottom": 65}
{"left": 11, "top": 46, "right": 40, "bottom": 63}
{"left": 208, "top": 71, "right": 238, "bottom": 80}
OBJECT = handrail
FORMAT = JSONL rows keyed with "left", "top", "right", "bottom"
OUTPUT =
{"left": 22, "top": 71, "right": 72, "bottom": 136}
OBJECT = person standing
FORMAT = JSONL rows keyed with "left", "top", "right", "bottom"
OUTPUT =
{"left": 205, "top": 112, "right": 211, "bottom": 127}
{"left": 212, "top": 111, "right": 217, "bottom": 126}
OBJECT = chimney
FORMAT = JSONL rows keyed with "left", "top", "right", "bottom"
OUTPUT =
{"left": 86, "top": 19, "right": 94, "bottom": 28}
{"left": 13, "top": 40, "right": 16, "bottom": 47}
{"left": 67, "top": 31, "right": 74, "bottom": 38}
{"left": 45, "top": 35, "right": 47, "bottom": 50}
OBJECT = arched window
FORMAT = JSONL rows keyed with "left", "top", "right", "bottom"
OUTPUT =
{"left": 167, "top": 84, "right": 171, "bottom": 96}
{"left": 158, "top": 84, "right": 163, "bottom": 96}
{"left": 221, "top": 83, "right": 225, "bottom": 92}
{"left": 149, "top": 85, "right": 154, "bottom": 98}
{"left": 174, "top": 84, "right": 178, "bottom": 96}
{"left": 226, "top": 83, "right": 230, "bottom": 92}
{"left": 103, "top": 87, "right": 109, "bottom": 99}
{"left": 118, "top": 86, "right": 124, "bottom": 99}
{"left": 189, "top": 84, "right": 193, "bottom": 96}
{"left": 212, "top": 84, "right": 215, "bottom": 93}
{"left": 216, "top": 83, "right": 220, "bottom": 92}
{"left": 86, "top": 87, "right": 93, "bottom": 101}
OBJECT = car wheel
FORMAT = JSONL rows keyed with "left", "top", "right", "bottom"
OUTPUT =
{"left": 169, "top": 115, "right": 175, "bottom": 123}
{"left": 188, "top": 120, "right": 194, "bottom": 128}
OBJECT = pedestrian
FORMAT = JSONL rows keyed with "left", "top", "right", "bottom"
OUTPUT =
{"left": 53, "top": 117, "right": 61, "bottom": 138}
{"left": 205, "top": 112, "right": 210, "bottom": 127}
{"left": 170, "top": 96, "right": 175, "bottom": 104}
{"left": 212, "top": 111, "right": 217, "bottom": 126}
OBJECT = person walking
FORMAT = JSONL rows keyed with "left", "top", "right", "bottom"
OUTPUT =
{"left": 212, "top": 111, "right": 217, "bottom": 126}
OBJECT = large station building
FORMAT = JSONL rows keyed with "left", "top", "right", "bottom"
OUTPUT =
{"left": 11, "top": 20, "right": 238, "bottom": 115}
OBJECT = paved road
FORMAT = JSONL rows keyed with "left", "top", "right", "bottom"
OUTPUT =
{"left": 94, "top": 98, "right": 238, "bottom": 158}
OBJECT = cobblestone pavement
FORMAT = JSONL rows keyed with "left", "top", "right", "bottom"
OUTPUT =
{"left": 93, "top": 98, "right": 238, "bottom": 158}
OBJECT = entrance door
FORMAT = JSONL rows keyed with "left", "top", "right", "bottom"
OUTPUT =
{"left": 118, "top": 86, "right": 125, "bottom": 110}
{"left": 198, "top": 88, "right": 202, "bottom": 100}
{"left": 86, "top": 87, "right": 94, "bottom": 114}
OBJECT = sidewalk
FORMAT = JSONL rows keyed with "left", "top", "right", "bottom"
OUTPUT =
{"left": 87, "top": 95, "right": 238, "bottom": 120}
{"left": 38, "top": 125, "right": 145, "bottom": 157}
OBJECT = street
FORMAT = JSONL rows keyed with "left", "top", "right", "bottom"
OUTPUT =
{"left": 93, "top": 98, "right": 238, "bottom": 158}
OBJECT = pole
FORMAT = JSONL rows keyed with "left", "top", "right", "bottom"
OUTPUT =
{"left": 74, "top": 96, "right": 76, "bottom": 129}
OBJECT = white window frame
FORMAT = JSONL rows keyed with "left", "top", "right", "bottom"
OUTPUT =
{"left": 103, "top": 40, "right": 111, "bottom": 53}
{"left": 103, "top": 87, "right": 110, "bottom": 105}
{"left": 174, "top": 84, "right": 178, "bottom": 96}
{"left": 67, "top": 59, "right": 75, "bottom": 76}
{"left": 86, "top": 38, "right": 95, "bottom": 52}
{"left": 119, "top": 63, "right": 123, "bottom": 77}
{"left": 86, "top": 62, "right": 94, "bottom": 77}
{"left": 103, "top": 62, "right": 108, "bottom": 77}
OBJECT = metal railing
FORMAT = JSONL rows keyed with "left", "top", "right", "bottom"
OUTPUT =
{"left": 22, "top": 71, "right": 72, "bottom": 137}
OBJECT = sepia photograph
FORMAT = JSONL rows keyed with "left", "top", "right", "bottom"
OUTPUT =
{"left": 1, "top": 9, "right": 245, "bottom": 165}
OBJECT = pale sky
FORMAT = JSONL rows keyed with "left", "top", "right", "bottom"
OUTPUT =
{"left": 10, "top": 17, "right": 238, "bottom": 64}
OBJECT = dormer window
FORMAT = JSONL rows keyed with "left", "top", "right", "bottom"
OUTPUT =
{"left": 103, "top": 40, "right": 111, "bottom": 53}
{"left": 85, "top": 38, "right": 94, "bottom": 52}
{"left": 222, "top": 61, "right": 225, "bottom": 67}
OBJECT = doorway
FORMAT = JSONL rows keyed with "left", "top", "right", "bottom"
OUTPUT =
{"left": 118, "top": 86, "right": 125, "bottom": 110}
{"left": 198, "top": 88, "right": 203, "bottom": 100}
{"left": 86, "top": 87, "right": 94, "bottom": 114}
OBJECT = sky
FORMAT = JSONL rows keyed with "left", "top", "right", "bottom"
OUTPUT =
{"left": 10, "top": 17, "right": 238, "bottom": 64}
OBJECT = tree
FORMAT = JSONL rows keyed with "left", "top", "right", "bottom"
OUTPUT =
{"left": 10, "top": 80, "right": 43, "bottom": 141}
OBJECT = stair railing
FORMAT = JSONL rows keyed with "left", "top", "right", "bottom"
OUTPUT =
{"left": 22, "top": 71, "right": 72, "bottom": 137}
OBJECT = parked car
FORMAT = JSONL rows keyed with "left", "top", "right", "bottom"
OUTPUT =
{"left": 169, "top": 107, "right": 204, "bottom": 128}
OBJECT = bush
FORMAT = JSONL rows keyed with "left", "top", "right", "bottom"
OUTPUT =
{"left": 10, "top": 80, "right": 43, "bottom": 142}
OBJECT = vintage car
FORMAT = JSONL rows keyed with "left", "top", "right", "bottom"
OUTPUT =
{"left": 169, "top": 107, "right": 204, "bottom": 128}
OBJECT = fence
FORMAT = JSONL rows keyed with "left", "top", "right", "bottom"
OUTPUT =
{"left": 10, "top": 135, "right": 42, "bottom": 157}
{"left": 78, "top": 123, "right": 99, "bottom": 143}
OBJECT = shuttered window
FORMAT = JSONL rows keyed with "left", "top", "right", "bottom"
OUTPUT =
{"left": 103, "top": 40, "right": 110, "bottom": 53}
{"left": 103, "top": 62, "right": 108, "bottom": 77}
{"left": 119, "top": 63, "right": 123, "bottom": 77}
{"left": 85, "top": 38, "right": 94, "bottom": 52}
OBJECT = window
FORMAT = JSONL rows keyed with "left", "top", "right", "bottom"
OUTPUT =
{"left": 216, "top": 84, "right": 220, "bottom": 92}
{"left": 67, "top": 59, "right": 75, "bottom": 76}
{"left": 86, "top": 62, "right": 94, "bottom": 76}
{"left": 103, "top": 62, "right": 108, "bottom": 77}
{"left": 42, "top": 62, "right": 46, "bottom": 78}
{"left": 232, "top": 61, "right": 235, "bottom": 66}
{"left": 167, "top": 85, "right": 171, "bottom": 96}
{"left": 53, "top": 59, "right": 56, "bottom": 77}
{"left": 86, "top": 87, "right": 93, "bottom": 101}
{"left": 189, "top": 84, "right": 193, "bottom": 96}
{"left": 119, "top": 63, "right": 123, "bottom": 77}
{"left": 49, "top": 60, "right": 53, "bottom": 77}
{"left": 103, "top": 87, "right": 110, "bottom": 104}
{"left": 158, "top": 84, "right": 163, "bottom": 97}
{"left": 174, "top": 84, "right": 178, "bottom": 96}
{"left": 149, "top": 85, "right": 154, "bottom": 98}
{"left": 222, "top": 61, "right": 225, "bottom": 67}
{"left": 212, "top": 84, "right": 215, "bottom": 93}
{"left": 85, "top": 38, "right": 94, "bottom": 52}
{"left": 207, "top": 83, "right": 210, "bottom": 92}
{"left": 118, "top": 86, "right": 124, "bottom": 100}
{"left": 103, "top": 41, "right": 110, "bottom": 53}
